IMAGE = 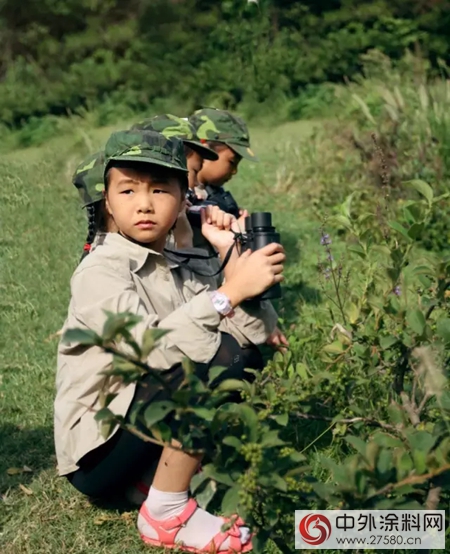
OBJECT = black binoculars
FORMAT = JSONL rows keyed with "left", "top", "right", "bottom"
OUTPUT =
{"left": 239, "top": 212, "right": 282, "bottom": 301}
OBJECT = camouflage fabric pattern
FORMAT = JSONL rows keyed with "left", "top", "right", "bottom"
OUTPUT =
{"left": 104, "top": 129, "right": 188, "bottom": 175}
{"left": 72, "top": 151, "right": 105, "bottom": 207}
{"left": 131, "top": 114, "right": 218, "bottom": 161}
{"left": 189, "top": 107, "right": 258, "bottom": 162}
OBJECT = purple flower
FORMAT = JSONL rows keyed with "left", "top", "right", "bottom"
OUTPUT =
{"left": 321, "top": 233, "right": 332, "bottom": 246}
{"left": 323, "top": 267, "right": 331, "bottom": 280}
{"left": 393, "top": 286, "right": 401, "bottom": 296}
{"left": 327, "top": 253, "right": 334, "bottom": 262}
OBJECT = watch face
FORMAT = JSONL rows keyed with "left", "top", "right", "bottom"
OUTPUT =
{"left": 211, "top": 292, "right": 231, "bottom": 314}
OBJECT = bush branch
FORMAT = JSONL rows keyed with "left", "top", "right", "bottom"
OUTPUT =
{"left": 370, "top": 464, "right": 450, "bottom": 499}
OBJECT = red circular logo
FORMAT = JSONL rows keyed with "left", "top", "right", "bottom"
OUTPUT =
{"left": 298, "top": 514, "right": 332, "bottom": 545}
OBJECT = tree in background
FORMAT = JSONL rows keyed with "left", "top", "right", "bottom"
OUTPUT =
{"left": 1, "top": 0, "right": 450, "bottom": 127}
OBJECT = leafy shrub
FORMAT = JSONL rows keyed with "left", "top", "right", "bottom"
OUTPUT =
{"left": 64, "top": 178, "right": 450, "bottom": 553}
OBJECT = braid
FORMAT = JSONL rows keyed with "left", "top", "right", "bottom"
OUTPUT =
{"left": 80, "top": 203, "right": 100, "bottom": 261}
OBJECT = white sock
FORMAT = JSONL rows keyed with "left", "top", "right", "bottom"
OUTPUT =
{"left": 138, "top": 486, "right": 251, "bottom": 551}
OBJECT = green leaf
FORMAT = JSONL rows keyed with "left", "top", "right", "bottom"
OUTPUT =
{"left": 440, "top": 392, "right": 450, "bottom": 411}
{"left": 222, "top": 436, "right": 242, "bottom": 450}
{"left": 102, "top": 360, "right": 143, "bottom": 383}
{"left": 372, "top": 432, "right": 403, "bottom": 449}
{"left": 346, "top": 302, "right": 360, "bottom": 324}
{"left": 215, "top": 379, "right": 246, "bottom": 393}
{"left": 208, "top": 365, "right": 229, "bottom": 386}
{"left": 141, "top": 328, "right": 169, "bottom": 359}
{"left": 331, "top": 214, "right": 352, "bottom": 230}
{"left": 98, "top": 392, "right": 118, "bottom": 409}
{"left": 347, "top": 245, "right": 366, "bottom": 259}
{"left": 100, "top": 420, "right": 116, "bottom": 440}
{"left": 406, "top": 308, "right": 426, "bottom": 335}
{"left": 436, "top": 318, "right": 450, "bottom": 343}
{"left": 377, "top": 449, "right": 394, "bottom": 475}
{"left": 396, "top": 451, "right": 413, "bottom": 477}
{"left": 238, "top": 405, "right": 259, "bottom": 442}
{"left": 195, "top": 480, "right": 217, "bottom": 510}
{"left": 341, "top": 192, "right": 356, "bottom": 218}
{"left": 94, "top": 408, "right": 119, "bottom": 440}
{"left": 406, "top": 179, "right": 434, "bottom": 205}
{"left": 258, "top": 473, "right": 287, "bottom": 492}
{"left": 261, "top": 430, "right": 285, "bottom": 448}
{"left": 288, "top": 452, "right": 306, "bottom": 463}
{"left": 201, "top": 464, "right": 234, "bottom": 487}
{"left": 345, "top": 436, "right": 367, "bottom": 457}
{"left": 387, "top": 403, "right": 406, "bottom": 425}
{"left": 323, "top": 340, "right": 345, "bottom": 354}
{"left": 63, "top": 328, "right": 100, "bottom": 346}
{"left": 274, "top": 413, "right": 289, "bottom": 426}
{"left": 102, "top": 313, "right": 141, "bottom": 343}
{"left": 406, "top": 431, "right": 436, "bottom": 454}
{"left": 190, "top": 471, "right": 208, "bottom": 495}
{"left": 379, "top": 335, "right": 397, "bottom": 349}
{"left": 94, "top": 407, "right": 115, "bottom": 422}
{"left": 221, "top": 485, "right": 240, "bottom": 516}
{"left": 388, "top": 221, "right": 412, "bottom": 241}
{"left": 410, "top": 265, "right": 432, "bottom": 277}
{"left": 251, "top": 531, "right": 270, "bottom": 554}
{"left": 190, "top": 407, "right": 215, "bottom": 421}
{"left": 143, "top": 400, "right": 175, "bottom": 428}
{"left": 412, "top": 450, "right": 427, "bottom": 474}
{"left": 407, "top": 223, "right": 424, "bottom": 240}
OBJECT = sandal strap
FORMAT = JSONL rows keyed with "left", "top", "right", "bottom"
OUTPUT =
{"left": 210, "top": 518, "right": 246, "bottom": 552}
{"left": 139, "top": 498, "right": 198, "bottom": 544}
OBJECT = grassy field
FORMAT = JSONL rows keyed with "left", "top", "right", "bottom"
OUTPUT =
{"left": 0, "top": 118, "right": 321, "bottom": 553}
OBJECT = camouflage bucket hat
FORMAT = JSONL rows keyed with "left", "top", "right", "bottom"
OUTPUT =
{"left": 104, "top": 130, "right": 188, "bottom": 177}
{"left": 72, "top": 151, "right": 105, "bottom": 208}
{"left": 189, "top": 107, "right": 258, "bottom": 162}
{"left": 131, "top": 114, "right": 218, "bottom": 161}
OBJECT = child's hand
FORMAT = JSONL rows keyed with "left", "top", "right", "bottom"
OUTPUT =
{"left": 219, "top": 243, "right": 286, "bottom": 306}
{"left": 200, "top": 205, "right": 237, "bottom": 251}
{"left": 266, "top": 326, "right": 289, "bottom": 352}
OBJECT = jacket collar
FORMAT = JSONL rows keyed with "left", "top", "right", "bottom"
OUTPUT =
{"left": 103, "top": 233, "right": 179, "bottom": 272}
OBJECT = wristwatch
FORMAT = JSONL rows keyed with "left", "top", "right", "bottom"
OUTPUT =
{"left": 209, "top": 291, "right": 235, "bottom": 318}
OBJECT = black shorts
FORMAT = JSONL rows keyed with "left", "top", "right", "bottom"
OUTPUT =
{"left": 66, "top": 333, "right": 263, "bottom": 499}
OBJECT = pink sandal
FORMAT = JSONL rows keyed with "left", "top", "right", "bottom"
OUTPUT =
{"left": 139, "top": 498, "right": 253, "bottom": 553}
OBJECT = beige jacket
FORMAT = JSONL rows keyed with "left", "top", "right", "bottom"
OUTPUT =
{"left": 55, "top": 233, "right": 277, "bottom": 475}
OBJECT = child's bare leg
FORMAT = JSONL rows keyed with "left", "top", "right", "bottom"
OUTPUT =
{"left": 138, "top": 441, "right": 251, "bottom": 550}
{"left": 151, "top": 441, "right": 201, "bottom": 492}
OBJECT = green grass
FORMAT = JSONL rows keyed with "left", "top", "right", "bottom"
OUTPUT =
{"left": 0, "top": 118, "right": 322, "bottom": 553}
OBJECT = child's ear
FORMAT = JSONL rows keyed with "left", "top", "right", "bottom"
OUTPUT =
{"left": 104, "top": 191, "right": 113, "bottom": 216}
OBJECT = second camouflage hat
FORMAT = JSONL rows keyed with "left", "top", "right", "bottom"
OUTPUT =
{"left": 104, "top": 129, "right": 188, "bottom": 174}
{"left": 131, "top": 114, "right": 218, "bottom": 161}
{"left": 72, "top": 151, "right": 105, "bottom": 208}
{"left": 189, "top": 107, "right": 258, "bottom": 162}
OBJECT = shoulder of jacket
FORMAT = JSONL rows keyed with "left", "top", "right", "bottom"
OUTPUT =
{"left": 72, "top": 244, "right": 130, "bottom": 281}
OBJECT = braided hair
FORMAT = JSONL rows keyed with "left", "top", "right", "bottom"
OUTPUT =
{"left": 80, "top": 202, "right": 105, "bottom": 262}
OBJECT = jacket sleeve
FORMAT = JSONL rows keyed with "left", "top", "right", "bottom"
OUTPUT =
{"left": 184, "top": 260, "right": 279, "bottom": 347}
{"left": 218, "top": 300, "right": 278, "bottom": 347}
{"left": 69, "top": 263, "right": 221, "bottom": 369}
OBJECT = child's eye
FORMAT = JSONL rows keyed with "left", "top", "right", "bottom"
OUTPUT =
{"left": 153, "top": 189, "right": 168, "bottom": 194}
{"left": 121, "top": 189, "right": 134, "bottom": 195}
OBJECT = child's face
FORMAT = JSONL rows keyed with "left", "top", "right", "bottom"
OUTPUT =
{"left": 105, "top": 166, "right": 184, "bottom": 250}
{"left": 197, "top": 145, "right": 240, "bottom": 188}
{"left": 187, "top": 150, "right": 203, "bottom": 190}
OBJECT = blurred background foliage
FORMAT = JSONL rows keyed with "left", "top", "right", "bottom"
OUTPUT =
{"left": 1, "top": 0, "right": 450, "bottom": 133}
